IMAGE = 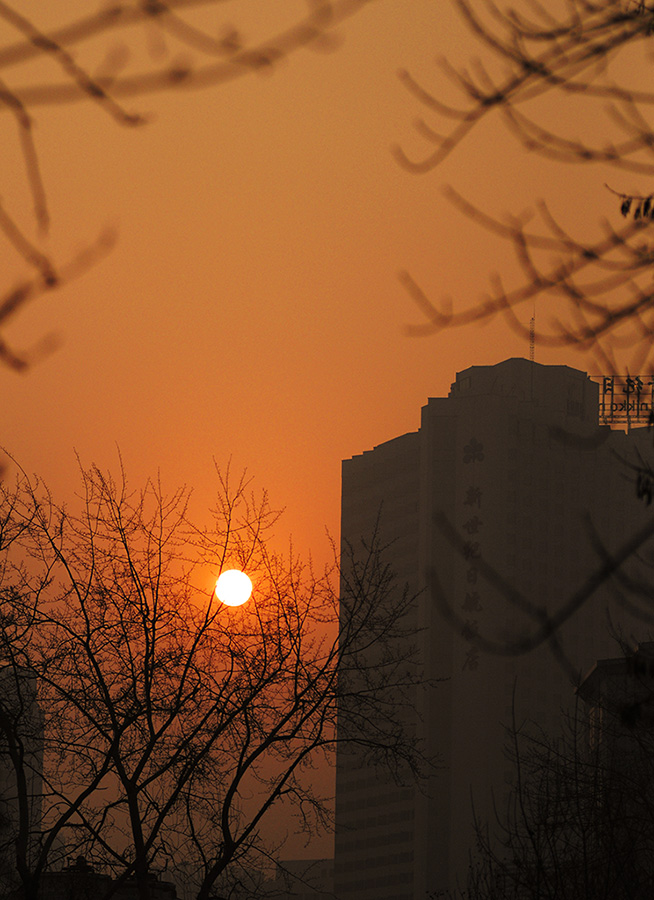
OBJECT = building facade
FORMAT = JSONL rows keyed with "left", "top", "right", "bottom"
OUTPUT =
{"left": 335, "top": 359, "right": 654, "bottom": 900}
{"left": 0, "top": 665, "right": 44, "bottom": 894}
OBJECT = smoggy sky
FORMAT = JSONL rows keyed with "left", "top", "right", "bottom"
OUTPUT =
{"left": 1, "top": 0, "right": 632, "bottom": 565}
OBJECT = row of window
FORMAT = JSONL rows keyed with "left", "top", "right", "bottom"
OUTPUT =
{"left": 337, "top": 790, "right": 413, "bottom": 813}
{"left": 338, "top": 850, "right": 414, "bottom": 873}
{"left": 335, "top": 866, "right": 414, "bottom": 890}
{"left": 336, "top": 809, "right": 416, "bottom": 837}
{"left": 335, "top": 830, "right": 414, "bottom": 853}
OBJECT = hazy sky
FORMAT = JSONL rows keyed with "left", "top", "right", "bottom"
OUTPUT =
{"left": 2, "top": 0, "right": 622, "bottom": 564}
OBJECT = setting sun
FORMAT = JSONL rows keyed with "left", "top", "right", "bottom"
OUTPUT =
{"left": 214, "top": 569, "right": 253, "bottom": 607}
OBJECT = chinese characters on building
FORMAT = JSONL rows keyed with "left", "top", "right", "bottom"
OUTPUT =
{"left": 597, "top": 375, "right": 654, "bottom": 426}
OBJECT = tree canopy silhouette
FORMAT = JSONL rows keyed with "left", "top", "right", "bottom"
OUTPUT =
{"left": 0, "top": 460, "right": 424, "bottom": 900}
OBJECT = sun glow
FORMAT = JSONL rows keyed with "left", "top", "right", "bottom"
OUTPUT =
{"left": 214, "top": 569, "right": 253, "bottom": 607}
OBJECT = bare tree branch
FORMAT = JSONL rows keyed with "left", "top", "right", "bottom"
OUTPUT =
{"left": 0, "top": 0, "right": 376, "bottom": 370}
{"left": 396, "top": 0, "right": 654, "bottom": 369}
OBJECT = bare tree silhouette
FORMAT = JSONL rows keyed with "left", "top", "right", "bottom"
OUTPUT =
{"left": 0, "top": 460, "right": 424, "bottom": 900}
{"left": 463, "top": 650, "right": 654, "bottom": 900}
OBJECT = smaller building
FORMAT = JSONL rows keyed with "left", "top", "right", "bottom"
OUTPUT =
{"left": 37, "top": 856, "right": 177, "bottom": 900}
{"left": 0, "top": 666, "right": 44, "bottom": 893}
{"left": 263, "top": 859, "right": 334, "bottom": 900}
{"left": 578, "top": 641, "right": 654, "bottom": 752}
{"left": 576, "top": 643, "right": 654, "bottom": 897}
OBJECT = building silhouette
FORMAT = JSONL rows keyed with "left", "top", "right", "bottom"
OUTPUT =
{"left": 0, "top": 665, "right": 44, "bottom": 894}
{"left": 578, "top": 641, "right": 654, "bottom": 758}
{"left": 335, "top": 358, "right": 654, "bottom": 900}
{"left": 263, "top": 859, "right": 334, "bottom": 900}
{"left": 36, "top": 855, "right": 177, "bottom": 900}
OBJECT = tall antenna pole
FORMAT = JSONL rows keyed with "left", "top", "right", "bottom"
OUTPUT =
{"left": 529, "top": 313, "right": 535, "bottom": 361}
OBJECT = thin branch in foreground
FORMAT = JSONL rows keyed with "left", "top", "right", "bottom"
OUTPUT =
{"left": 0, "top": 0, "right": 375, "bottom": 371}
{"left": 0, "top": 227, "right": 116, "bottom": 370}
{"left": 429, "top": 509, "right": 654, "bottom": 677}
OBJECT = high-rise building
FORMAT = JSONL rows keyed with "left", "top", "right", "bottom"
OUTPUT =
{"left": 335, "top": 358, "right": 654, "bottom": 900}
{"left": 0, "top": 665, "right": 43, "bottom": 893}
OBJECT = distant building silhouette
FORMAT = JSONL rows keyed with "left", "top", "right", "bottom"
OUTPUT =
{"left": 0, "top": 665, "right": 43, "bottom": 894}
{"left": 578, "top": 640, "right": 654, "bottom": 754}
{"left": 0, "top": 670, "right": 178, "bottom": 900}
{"left": 36, "top": 855, "right": 177, "bottom": 900}
{"left": 335, "top": 358, "right": 654, "bottom": 900}
{"left": 574, "top": 642, "right": 654, "bottom": 896}
{"left": 264, "top": 859, "right": 334, "bottom": 900}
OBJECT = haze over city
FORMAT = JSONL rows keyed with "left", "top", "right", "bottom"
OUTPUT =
{"left": 3, "top": 3, "right": 654, "bottom": 895}
{"left": 1, "top": 0, "right": 621, "bottom": 564}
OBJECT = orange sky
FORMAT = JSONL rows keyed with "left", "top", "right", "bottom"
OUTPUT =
{"left": 2, "top": 0, "right": 629, "bottom": 565}
{"left": 1, "top": 0, "right": 646, "bottom": 865}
